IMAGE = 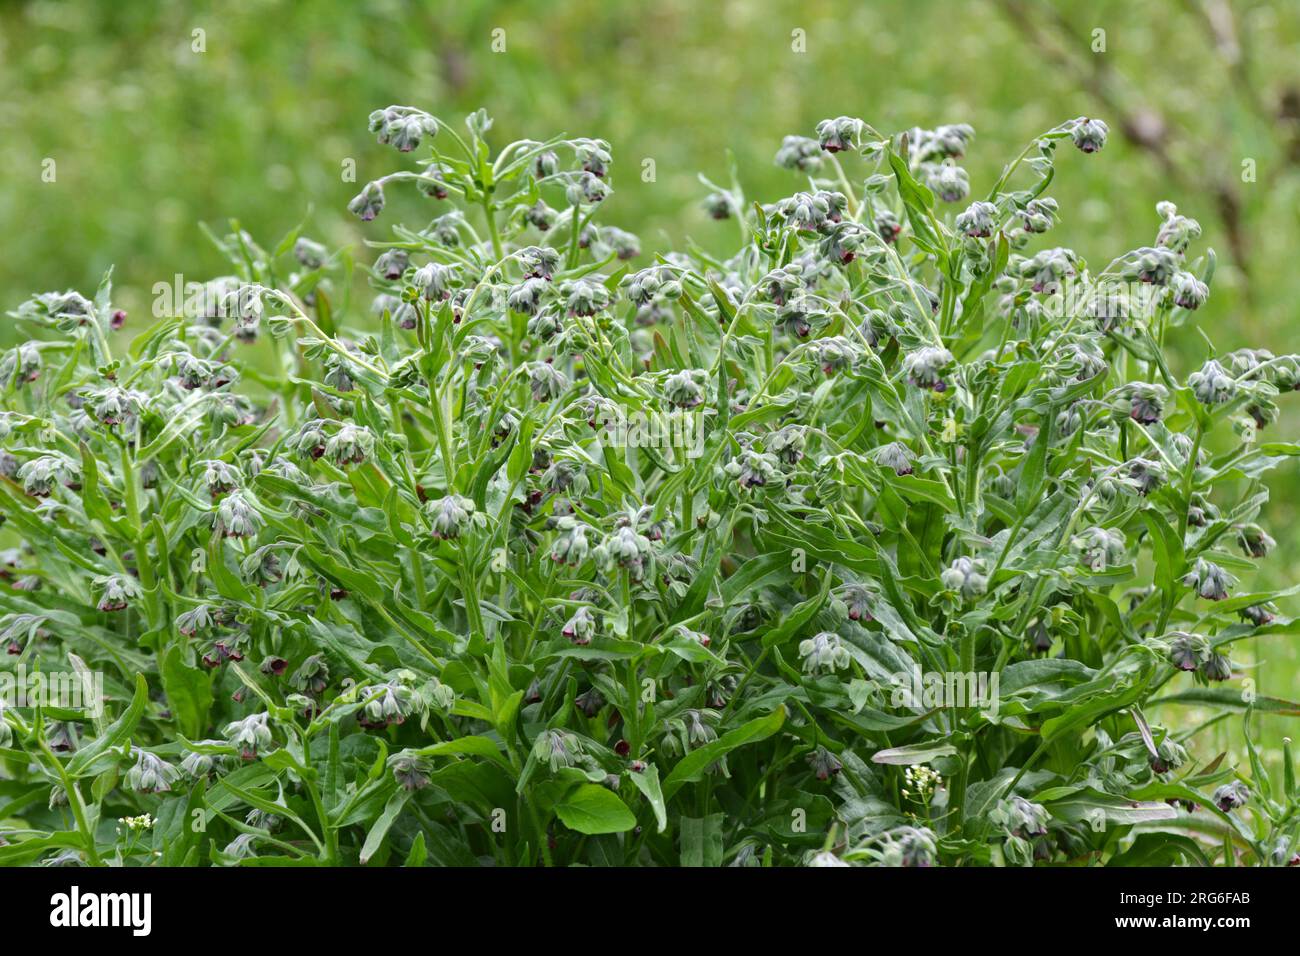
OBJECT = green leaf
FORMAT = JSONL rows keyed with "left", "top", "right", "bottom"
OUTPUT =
{"left": 360, "top": 789, "right": 411, "bottom": 864}
{"left": 626, "top": 762, "right": 668, "bottom": 833}
{"left": 160, "top": 645, "right": 214, "bottom": 740}
{"left": 554, "top": 784, "right": 637, "bottom": 835}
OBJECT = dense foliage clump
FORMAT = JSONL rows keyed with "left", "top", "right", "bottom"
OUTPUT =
{"left": 2, "top": 105, "right": 1299, "bottom": 867}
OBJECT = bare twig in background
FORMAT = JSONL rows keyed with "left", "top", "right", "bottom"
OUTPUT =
{"left": 995, "top": 0, "right": 1252, "bottom": 285}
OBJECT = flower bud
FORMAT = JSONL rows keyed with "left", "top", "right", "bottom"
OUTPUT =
{"left": 213, "top": 490, "right": 263, "bottom": 538}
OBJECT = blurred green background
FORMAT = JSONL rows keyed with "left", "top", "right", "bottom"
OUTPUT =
{"left": 2, "top": 0, "right": 1299, "bottom": 759}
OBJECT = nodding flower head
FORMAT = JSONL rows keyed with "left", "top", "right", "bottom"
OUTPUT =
{"left": 1170, "top": 271, "right": 1209, "bottom": 310}
{"left": 1122, "top": 382, "right": 1167, "bottom": 425}
{"left": 1214, "top": 780, "right": 1250, "bottom": 812}
{"left": 348, "top": 181, "right": 386, "bottom": 222}
{"left": 1018, "top": 247, "right": 1077, "bottom": 294}
{"left": 874, "top": 209, "right": 903, "bottom": 244}
{"left": 991, "top": 795, "right": 1050, "bottom": 837}
{"left": 623, "top": 265, "right": 681, "bottom": 306}
{"left": 411, "top": 261, "right": 457, "bottom": 302}
{"left": 1155, "top": 201, "right": 1202, "bottom": 253}
{"left": 373, "top": 249, "right": 409, "bottom": 281}
{"left": 923, "top": 163, "right": 970, "bottom": 203}
{"left": 95, "top": 574, "right": 142, "bottom": 612}
{"left": 798, "top": 631, "right": 851, "bottom": 674}
{"left": 550, "top": 516, "right": 591, "bottom": 565}
{"left": 1236, "top": 523, "right": 1275, "bottom": 559}
{"left": 126, "top": 749, "right": 180, "bottom": 794}
{"left": 815, "top": 116, "right": 866, "bottom": 153}
{"left": 1069, "top": 116, "right": 1109, "bottom": 153}
{"left": 1071, "top": 526, "right": 1126, "bottom": 571}
{"left": 203, "top": 459, "right": 241, "bottom": 498}
{"left": 534, "top": 728, "right": 582, "bottom": 773}
{"left": 508, "top": 277, "right": 550, "bottom": 316}
{"left": 1121, "top": 246, "right": 1180, "bottom": 286}
{"left": 517, "top": 245, "right": 562, "bottom": 280}
{"left": 290, "top": 654, "right": 329, "bottom": 695}
{"left": 223, "top": 712, "right": 272, "bottom": 760}
{"left": 768, "top": 425, "right": 807, "bottom": 466}
{"left": 1149, "top": 737, "right": 1188, "bottom": 775}
{"left": 561, "top": 605, "right": 598, "bottom": 645}
{"left": 941, "top": 556, "right": 988, "bottom": 600}
{"left": 836, "top": 582, "right": 875, "bottom": 622}
{"left": 0, "top": 343, "right": 41, "bottom": 389}
{"left": 1018, "top": 197, "right": 1058, "bottom": 234}
{"left": 872, "top": 441, "right": 914, "bottom": 476}
{"left": 526, "top": 362, "right": 568, "bottom": 403}
{"left": 1126, "top": 457, "right": 1166, "bottom": 496}
{"left": 593, "top": 525, "right": 653, "bottom": 581}
{"left": 903, "top": 346, "right": 955, "bottom": 392}
{"left": 368, "top": 105, "right": 438, "bottom": 152}
{"left": 176, "top": 603, "right": 219, "bottom": 637}
{"left": 1202, "top": 651, "right": 1234, "bottom": 682}
{"left": 212, "top": 490, "right": 263, "bottom": 538}
{"left": 774, "top": 134, "right": 823, "bottom": 172}
{"left": 427, "top": 494, "right": 477, "bottom": 541}
{"left": 1189, "top": 359, "right": 1236, "bottom": 405}
{"left": 1183, "top": 557, "right": 1232, "bottom": 601}
{"left": 956, "top": 200, "right": 998, "bottom": 238}
{"left": 1167, "top": 631, "right": 1210, "bottom": 672}
{"left": 559, "top": 278, "right": 611, "bottom": 317}
{"left": 808, "top": 746, "right": 843, "bottom": 781}
{"left": 663, "top": 368, "right": 706, "bottom": 408}
{"left": 728, "top": 448, "right": 780, "bottom": 490}
{"left": 18, "top": 455, "right": 76, "bottom": 498}
{"left": 389, "top": 751, "right": 433, "bottom": 791}
{"left": 881, "top": 826, "right": 938, "bottom": 867}
{"left": 703, "top": 191, "right": 735, "bottom": 220}
{"left": 566, "top": 171, "right": 610, "bottom": 206}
